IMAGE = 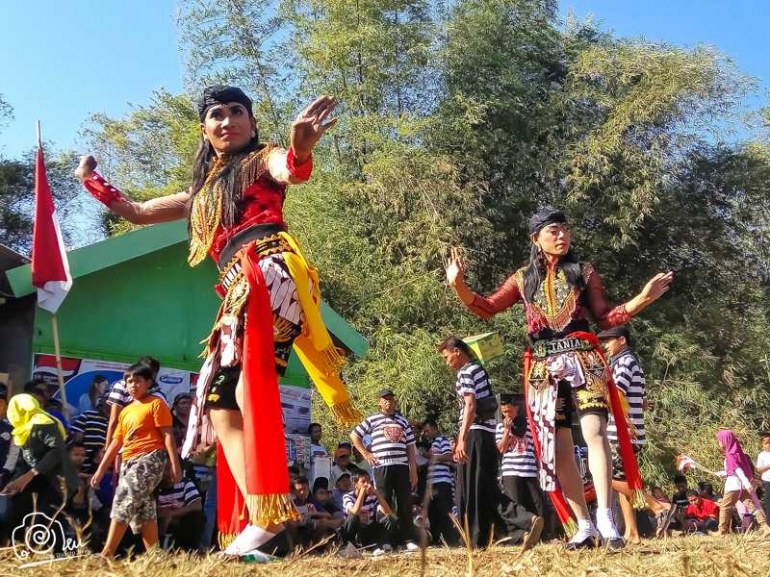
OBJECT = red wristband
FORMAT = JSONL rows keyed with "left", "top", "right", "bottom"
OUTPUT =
{"left": 82, "top": 172, "right": 125, "bottom": 206}
{"left": 286, "top": 148, "right": 313, "bottom": 181}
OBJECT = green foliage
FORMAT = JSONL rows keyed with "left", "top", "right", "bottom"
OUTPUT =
{"left": 82, "top": 0, "right": 770, "bottom": 481}
{"left": 0, "top": 147, "right": 84, "bottom": 255}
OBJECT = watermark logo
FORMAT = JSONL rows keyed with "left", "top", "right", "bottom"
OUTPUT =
{"left": 11, "top": 512, "right": 81, "bottom": 563}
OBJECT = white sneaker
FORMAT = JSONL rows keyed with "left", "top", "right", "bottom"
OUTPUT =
{"left": 404, "top": 541, "right": 419, "bottom": 552}
{"left": 596, "top": 509, "right": 621, "bottom": 541}
{"left": 382, "top": 543, "right": 393, "bottom": 553}
{"left": 223, "top": 525, "right": 276, "bottom": 556}
{"left": 372, "top": 547, "right": 386, "bottom": 557}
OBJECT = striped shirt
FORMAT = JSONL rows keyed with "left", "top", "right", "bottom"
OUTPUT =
{"left": 342, "top": 490, "right": 380, "bottom": 524}
{"left": 427, "top": 436, "right": 454, "bottom": 485}
{"left": 353, "top": 412, "right": 415, "bottom": 467}
{"left": 107, "top": 379, "right": 168, "bottom": 408}
{"left": 607, "top": 350, "right": 646, "bottom": 446}
{"left": 495, "top": 423, "right": 538, "bottom": 478}
{"left": 455, "top": 363, "right": 495, "bottom": 433}
{"left": 157, "top": 480, "right": 202, "bottom": 509}
{"left": 70, "top": 410, "right": 109, "bottom": 456}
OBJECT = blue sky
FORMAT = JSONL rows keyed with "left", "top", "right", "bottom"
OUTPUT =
{"left": 1, "top": 0, "right": 768, "bottom": 159}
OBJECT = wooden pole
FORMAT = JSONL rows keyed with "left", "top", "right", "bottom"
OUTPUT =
{"left": 50, "top": 314, "right": 70, "bottom": 421}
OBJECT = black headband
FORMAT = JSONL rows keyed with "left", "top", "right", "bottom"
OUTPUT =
{"left": 529, "top": 207, "right": 567, "bottom": 235}
{"left": 198, "top": 85, "right": 253, "bottom": 121}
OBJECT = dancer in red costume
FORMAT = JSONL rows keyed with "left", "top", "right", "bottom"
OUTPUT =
{"left": 446, "top": 207, "right": 673, "bottom": 549}
{"left": 76, "top": 86, "right": 360, "bottom": 559}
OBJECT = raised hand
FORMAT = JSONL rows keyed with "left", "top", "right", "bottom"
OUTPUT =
{"left": 639, "top": 271, "right": 674, "bottom": 304}
{"left": 290, "top": 96, "right": 338, "bottom": 161}
{"left": 445, "top": 247, "right": 466, "bottom": 287}
{"left": 75, "top": 155, "right": 97, "bottom": 182}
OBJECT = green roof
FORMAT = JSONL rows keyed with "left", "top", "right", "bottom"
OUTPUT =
{"left": 6, "top": 221, "right": 368, "bottom": 358}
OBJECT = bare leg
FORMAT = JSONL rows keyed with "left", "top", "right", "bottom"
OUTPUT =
{"left": 613, "top": 479, "right": 669, "bottom": 516}
{"left": 208, "top": 407, "right": 248, "bottom": 498}
{"left": 554, "top": 427, "right": 590, "bottom": 521}
{"left": 617, "top": 493, "right": 640, "bottom": 543}
{"left": 208, "top": 372, "right": 283, "bottom": 554}
{"left": 140, "top": 520, "right": 159, "bottom": 552}
{"left": 580, "top": 414, "right": 612, "bottom": 510}
{"left": 101, "top": 519, "right": 128, "bottom": 558}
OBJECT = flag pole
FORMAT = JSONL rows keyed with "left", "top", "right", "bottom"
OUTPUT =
{"left": 37, "top": 120, "right": 70, "bottom": 421}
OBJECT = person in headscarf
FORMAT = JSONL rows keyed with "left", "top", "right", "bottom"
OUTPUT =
{"left": 0, "top": 394, "right": 79, "bottom": 543}
{"left": 76, "top": 86, "right": 360, "bottom": 559}
{"left": 715, "top": 429, "right": 770, "bottom": 536}
{"left": 446, "top": 207, "right": 673, "bottom": 550}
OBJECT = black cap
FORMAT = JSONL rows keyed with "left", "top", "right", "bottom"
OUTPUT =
{"left": 312, "top": 477, "right": 329, "bottom": 492}
{"left": 378, "top": 388, "right": 395, "bottom": 398}
{"left": 596, "top": 326, "right": 631, "bottom": 341}
{"left": 529, "top": 207, "right": 567, "bottom": 235}
{"left": 499, "top": 393, "right": 517, "bottom": 405}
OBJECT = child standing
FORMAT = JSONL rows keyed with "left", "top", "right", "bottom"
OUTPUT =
{"left": 91, "top": 364, "right": 182, "bottom": 558}
{"left": 715, "top": 429, "right": 770, "bottom": 537}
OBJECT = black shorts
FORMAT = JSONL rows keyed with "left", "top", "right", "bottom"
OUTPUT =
{"left": 205, "top": 366, "right": 241, "bottom": 411}
{"left": 554, "top": 379, "right": 609, "bottom": 429}
{"left": 611, "top": 443, "right": 643, "bottom": 481}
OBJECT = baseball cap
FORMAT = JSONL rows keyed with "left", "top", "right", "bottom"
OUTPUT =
{"left": 378, "top": 388, "right": 395, "bottom": 398}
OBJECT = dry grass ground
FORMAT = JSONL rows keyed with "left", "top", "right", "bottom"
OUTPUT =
{"left": 2, "top": 535, "right": 770, "bottom": 577}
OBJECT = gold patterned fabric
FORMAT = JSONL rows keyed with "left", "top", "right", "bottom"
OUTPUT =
{"left": 188, "top": 145, "right": 277, "bottom": 266}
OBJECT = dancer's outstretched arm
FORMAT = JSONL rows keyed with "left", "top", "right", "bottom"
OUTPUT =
{"left": 266, "top": 95, "right": 338, "bottom": 185}
{"left": 75, "top": 155, "right": 189, "bottom": 224}
{"left": 446, "top": 247, "right": 522, "bottom": 319}
{"left": 585, "top": 265, "right": 674, "bottom": 329}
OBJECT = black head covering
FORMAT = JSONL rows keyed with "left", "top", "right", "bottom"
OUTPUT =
{"left": 597, "top": 325, "right": 633, "bottom": 346}
{"left": 529, "top": 206, "right": 567, "bottom": 235}
{"left": 198, "top": 85, "right": 253, "bottom": 121}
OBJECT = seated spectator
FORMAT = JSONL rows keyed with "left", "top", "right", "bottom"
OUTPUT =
{"left": 157, "top": 462, "right": 204, "bottom": 553}
{"left": 330, "top": 446, "right": 362, "bottom": 484}
{"left": 669, "top": 475, "right": 690, "bottom": 530}
{"left": 78, "top": 375, "right": 109, "bottom": 416}
{"left": 70, "top": 395, "right": 110, "bottom": 473}
{"left": 0, "top": 394, "right": 79, "bottom": 546}
{"left": 684, "top": 489, "right": 719, "bottom": 534}
{"left": 651, "top": 486, "right": 670, "bottom": 504}
{"left": 340, "top": 471, "right": 395, "bottom": 555}
{"left": 313, "top": 477, "right": 343, "bottom": 519}
{"left": 331, "top": 472, "right": 352, "bottom": 510}
{"left": 68, "top": 442, "right": 107, "bottom": 548}
{"left": 0, "top": 383, "right": 19, "bottom": 488}
{"left": 698, "top": 481, "right": 721, "bottom": 502}
{"left": 288, "top": 475, "right": 343, "bottom": 548}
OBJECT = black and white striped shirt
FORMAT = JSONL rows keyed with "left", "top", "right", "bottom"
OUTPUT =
{"left": 427, "top": 436, "right": 454, "bottom": 485}
{"left": 495, "top": 423, "right": 538, "bottom": 478}
{"left": 353, "top": 412, "right": 415, "bottom": 467}
{"left": 607, "top": 350, "right": 646, "bottom": 446}
{"left": 157, "top": 480, "right": 202, "bottom": 509}
{"left": 342, "top": 491, "right": 380, "bottom": 524}
{"left": 455, "top": 363, "right": 495, "bottom": 433}
{"left": 70, "top": 410, "right": 108, "bottom": 456}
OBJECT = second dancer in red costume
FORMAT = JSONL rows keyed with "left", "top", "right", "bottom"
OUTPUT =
{"left": 76, "top": 86, "right": 360, "bottom": 558}
{"left": 446, "top": 207, "right": 673, "bottom": 549}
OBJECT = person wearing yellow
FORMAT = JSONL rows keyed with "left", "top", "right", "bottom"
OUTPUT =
{"left": 0, "top": 393, "right": 79, "bottom": 543}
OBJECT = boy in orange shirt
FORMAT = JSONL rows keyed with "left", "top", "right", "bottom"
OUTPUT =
{"left": 91, "top": 364, "right": 182, "bottom": 558}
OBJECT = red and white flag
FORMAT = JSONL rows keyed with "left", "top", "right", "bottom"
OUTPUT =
{"left": 31, "top": 144, "right": 72, "bottom": 314}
